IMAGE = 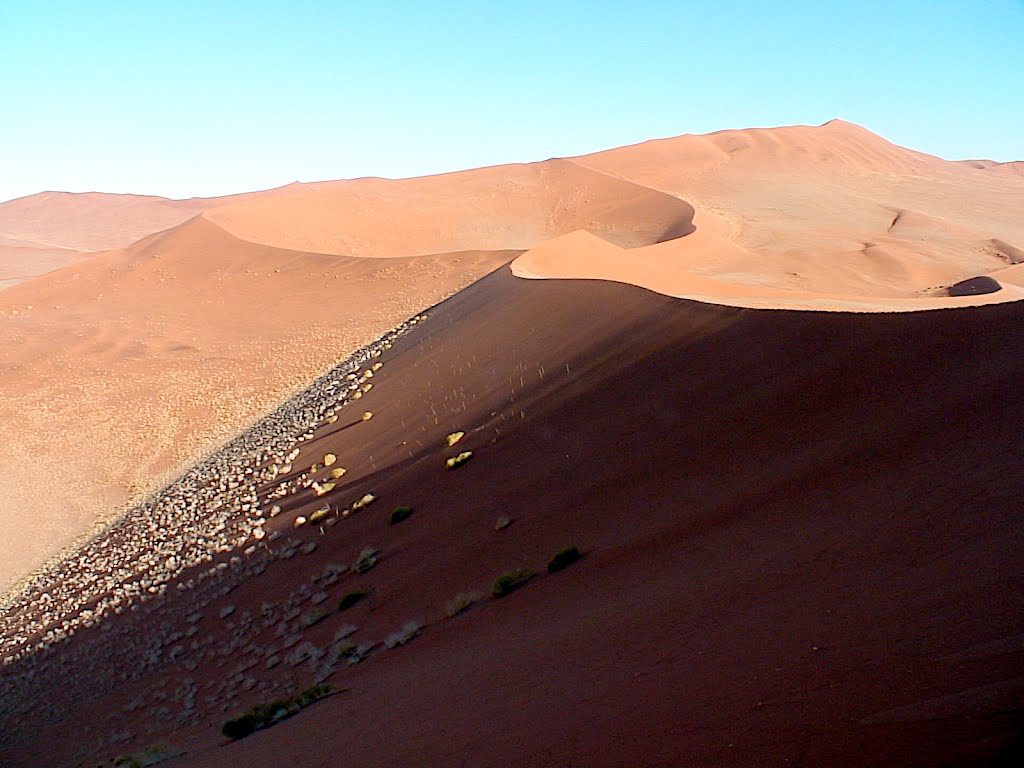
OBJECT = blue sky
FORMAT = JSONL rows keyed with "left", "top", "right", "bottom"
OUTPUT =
{"left": 1, "top": 0, "right": 1022, "bottom": 202}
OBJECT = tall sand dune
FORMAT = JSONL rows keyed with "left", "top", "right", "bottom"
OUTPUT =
{"left": 0, "top": 186, "right": 298, "bottom": 286}
{"left": 204, "top": 158, "right": 695, "bottom": 256}
{"left": 0, "top": 150, "right": 707, "bottom": 591}
{"left": 1, "top": 268, "right": 1021, "bottom": 766}
{"left": 0, "top": 122, "right": 1023, "bottom": 766}
{"left": 555, "top": 119, "right": 1024, "bottom": 303}
{"left": 0, "top": 214, "right": 514, "bottom": 592}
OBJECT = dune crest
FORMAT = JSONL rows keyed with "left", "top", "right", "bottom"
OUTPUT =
{"left": 203, "top": 159, "right": 695, "bottom": 257}
{"left": 508, "top": 121, "right": 1024, "bottom": 310}
{"left": 512, "top": 204, "right": 1024, "bottom": 312}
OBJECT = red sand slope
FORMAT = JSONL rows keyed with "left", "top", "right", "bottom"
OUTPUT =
{"left": 0, "top": 154, "right": 699, "bottom": 592}
{"left": 1, "top": 269, "right": 1021, "bottom": 767}
{"left": 0, "top": 215, "right": 515, "bottom": 593}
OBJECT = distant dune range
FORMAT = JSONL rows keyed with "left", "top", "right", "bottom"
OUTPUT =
{"left": 0, "top": 119, "right": 1022, "bottom": 598}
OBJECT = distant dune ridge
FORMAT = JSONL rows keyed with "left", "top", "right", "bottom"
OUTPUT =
{"left": 0, "top": 120, "right": 1022, "bottom": 766}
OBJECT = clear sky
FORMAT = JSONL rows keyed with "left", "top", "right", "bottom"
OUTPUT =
{"left": 1, "top": 0, "right": 1022, "bottom": 203}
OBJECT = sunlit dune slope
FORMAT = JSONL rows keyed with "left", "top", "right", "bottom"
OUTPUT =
{"left": 0, "top": 187, "right": 299, "bottom": 286}
{"left": 541, "top": 119, "right": 1024, "bottom": 302}
{"left": 204, "top": 159, "right": 695, "bottom": 256}
{"left": 0, "top": 214, "right": 514, "bottom": 592}
{"left": 0, "top": 191, "right": 210, "bottom": 252}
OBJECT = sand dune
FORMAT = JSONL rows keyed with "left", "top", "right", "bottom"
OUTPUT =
{"left": 553, "top": 119, "right": 1024, "bottom": 305}
{"left": 0, "top": 186, "right": 300, "bottom": 286}
{"left": 2, "top": 269, "right": 1021, "bottom": 766}
{"left": 204, "top": 159, "right": 695, "bottom": 256}
{"left": 1, "top": 119, "right": 1022, "bottom": 766}
{"left": 2, "top": 119, "right": 1023, "bottom": 593}
{"left": 0, "top": 215, "right": 514, "bottom": 592}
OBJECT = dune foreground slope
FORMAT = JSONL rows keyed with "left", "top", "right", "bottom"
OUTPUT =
{"left": 2, "top": 268, "right": 1023, "bottom": 767}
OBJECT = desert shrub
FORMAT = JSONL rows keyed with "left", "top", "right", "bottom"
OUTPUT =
{"left": 353, "top": 546, "right": 379, "bottom": 573}
{"left": 338, "top": 591, "right": 368, "bottom": 612}
{"left": 299, "top": 607, "right": 328, "bottom": 628}
{"left": 445, "top": 591, "right": 483, "bottom": 618}
{"left": 492, "top": 568, "right": 535, "bottom": 598}
{"left": 295, "top": 683, "right": 332, "bottom": 707}
{"left": 547, "top": 546, "right": 582, "bottom": 573}
{"left": 389, "top": 506, "right": 413, "bottom": 525}
{"left": 108, "top": 744, "right": 182, "bottom": 767}
{"left": 221, "top": 712, "right": 259, "bottom": 740}
{"left": 384, "top": 620, "right": 421, "bottom": 649}
{"left": 313, "top": 482, "right": 335, "bottom": 498}
{"left": 248, "top": 699, "right": 290, "bottom": 724}
{"left": 308, "top": 506, "right": 331, "bottom": 524}
{"left": 221, "top": 685, "right": 332, "bottom": 740}
{"left": 445, "top": 450, "right": 473, "bottom": 469}
{"left": 352, "top": 493, "right": 376, "bottom": 511}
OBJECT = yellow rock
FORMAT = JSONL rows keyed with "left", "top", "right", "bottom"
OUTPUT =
{"left": 352, "top": 391, "right": 363, "bottom": 400}
{"left": 372, "top": 362, "right": 383, "bottom": 371}
{"left": 327, "top": 415, "right": 339, "bottom": 424}
{"left": 331, "top": 468, "right": 347, "bottom": 479}
{"left": 324, "top": 453, "right": 337, "bottom": 466}
{"left": 361, "top": 411, "right": 374, "bottom": 421}
{"left": 445, "top": 431, "right": 465, "bottom": 448}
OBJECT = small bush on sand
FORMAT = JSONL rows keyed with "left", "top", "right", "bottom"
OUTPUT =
{"left": 295, "top": 683, "right": 332, "bottom": 708}
{"left": 221, "top": 713, "right": 260, "bottom": 740}
{"left": 338, "top": 590, "right": 368, "bottom": 612}
{"left": 353, "top": 546, "right": 379, "bottom": 573}
{"left": 389, "top": 506, "right": 413, "bottom": 525}
{"left": 221, "top": 685, "right": 332, "bottom": 740}
{"left": 492, "top": 568, "right": 535, "bottom": 598}
{"left": 445, "top": 591, "right": 483, "bottom": 618}
{"left": 107, "top": 744, "right": 182, "bottom": 767}
{"left": 384, "top": 620, "right": 421, "bottom": 649}
{"left": 445, "top": 451, "right": 473, "bottom": 470}
{"left": 352, "top": 493, "right": 376, "bottom": 511}
{"left": 308, "top": 506, "right": 331, "bottom": 524}
{"left": 547, "top": 546, "right": 582, "bottom": 573}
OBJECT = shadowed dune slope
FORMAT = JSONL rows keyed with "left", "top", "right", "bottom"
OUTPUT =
{"left": 0, "top": 215, "right": 515, "bottom": 593}
{"left": 3, "top": 268, "right": 1021, "bottom": 767}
